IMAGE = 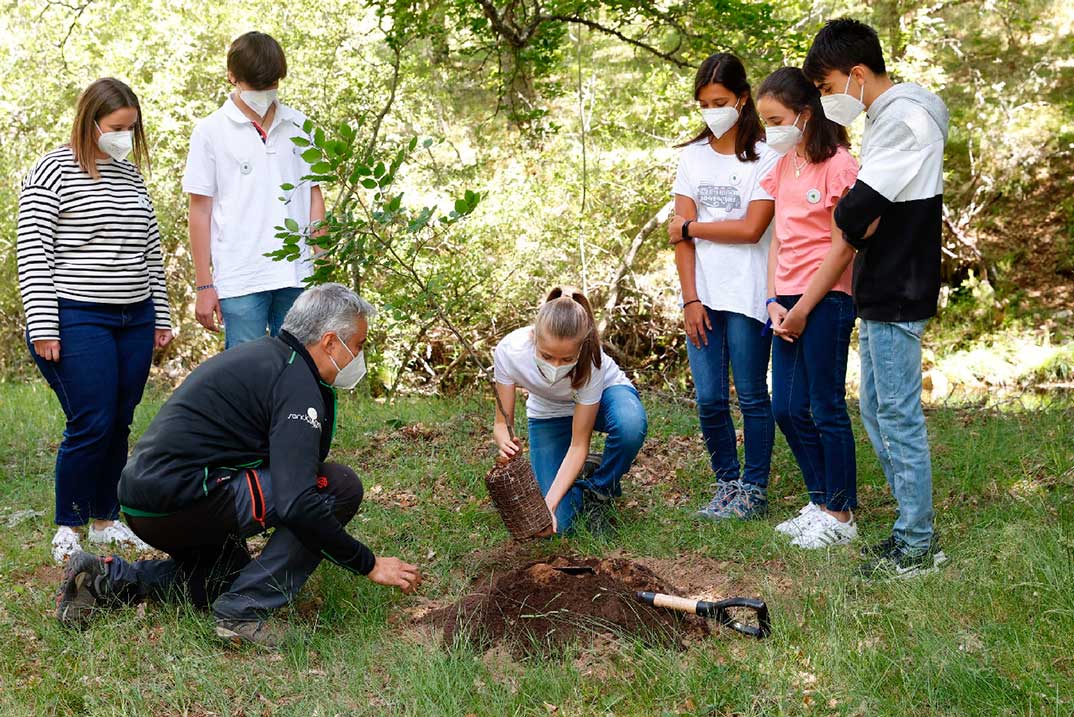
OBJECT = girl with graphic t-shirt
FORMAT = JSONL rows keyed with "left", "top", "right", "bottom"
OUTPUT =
{"left": 756, "top": 67, "right": 860, "bottom": 549}
{"left": 669, "top": 53, "right": 779, "bottom": 522}
{"left": 492, "top": 287, "right": 647, "bottom": 535}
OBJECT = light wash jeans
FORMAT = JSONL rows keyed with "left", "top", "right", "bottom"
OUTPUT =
{"left": 858, "top": 319, "right": 934, "bottom": 550}
{"left": 219, "top": 287, "right": 304, "bottom": 350}
{"left": 527, "top": 385, "right": 648, "bottom": 534}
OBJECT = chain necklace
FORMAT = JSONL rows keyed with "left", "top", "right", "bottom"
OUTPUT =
{"left": 792, "top": 153, "right": 808, "bottom": 178}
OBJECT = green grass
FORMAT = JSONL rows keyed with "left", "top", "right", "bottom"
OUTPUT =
{"left": 0, "top": 380, "right": 1072, "bottom": 716}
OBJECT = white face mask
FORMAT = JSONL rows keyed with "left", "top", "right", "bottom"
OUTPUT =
{"left": 329, "top": 339, "right": 367, "bottom": 390}
{"left": 765, "top": 113, "right": 804, "bottom": 156}
{"left": 700, "top": 99, "right": 741, "bottom": 140}
{"left": 535, "top": 352, "right": 576, "bottom": 385}
{"left": 239, "top": 89, "right": 277, "bottom": 117}
{"left": 96, "top": 123, "right": 133, "bottom": 162}
{"left": 820, "top": 74, "right": 865, "bottom": 127}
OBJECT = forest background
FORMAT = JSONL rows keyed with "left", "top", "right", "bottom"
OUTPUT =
{"left": 1, "top": 0, "right": 1072, "bottom": 397}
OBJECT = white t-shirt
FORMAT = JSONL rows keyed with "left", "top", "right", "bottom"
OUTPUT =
{"left": 182, "top": 98, "right": 318, "bottom": 299}
{"left": 493, "top": 327, "right": 633, "bottom": 419}
{"left": 672, "top": 140, "right": 780, "bottom": 323}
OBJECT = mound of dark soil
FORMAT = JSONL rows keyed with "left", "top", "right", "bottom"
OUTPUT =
{"left": 426, "top": 556, "right": 709, "bottom": 657}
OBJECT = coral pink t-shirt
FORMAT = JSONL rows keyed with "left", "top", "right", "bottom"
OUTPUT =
{"left": 760, "top": 145, "right": 859, "bottom": 296}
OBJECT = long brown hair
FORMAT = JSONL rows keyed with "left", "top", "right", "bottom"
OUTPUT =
{"left": 533, "top": 286, "right": 602, "bottom": 390}
{"left": 675, "top": 53, "right": 763, "bottom": 162}
{"left": 758, "top": 67, "right": 848, "bottom": 164}
{"left": 70, "top": 78, "right": 150, "bottom": 179}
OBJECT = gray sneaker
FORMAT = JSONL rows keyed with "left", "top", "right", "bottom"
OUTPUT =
{"left": 721, "top": 481, "right": 769, "bottom": 520}
{"left": 215, "top": 618, "right": 287, "bottom": 649}
{"left": 56, "top": 550, "right": 110, "bottom": 627}
{"left": 695, "top": 480, "right": 742, "bottom": 521}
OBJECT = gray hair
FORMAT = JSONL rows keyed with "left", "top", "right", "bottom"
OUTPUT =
{"left": 281, "top": 283, "right": 376, "bottom": 345}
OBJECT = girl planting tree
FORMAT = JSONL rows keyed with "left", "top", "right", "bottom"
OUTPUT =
{"left": 491, "top": 287, "right": 647, "bottom": 535}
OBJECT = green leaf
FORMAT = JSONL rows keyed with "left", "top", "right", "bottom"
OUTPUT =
{"left": 280, "top": 183, "right": 295, "bottom": 191}
{"left": 310, "top": 161, "right": 333, "bottom": 174}
{"left": 454, "top": 199, "right": 467, "bottom": 214}
{"left": 314, "top": 127, "right": 326, "bottom": 147}
{"left": 301, "top": 148, "right": 322, "bottom": 163}
{"left": 408, "top": 137, "right": 418, "bottom": 151}
{"left": 361, "top": 178, "right": 378, "bottom": 189}
{"left": 374, "top": 162, "right": 386, "bottom": 178}
{"left": 302, "top": 119, "right": 313, "bottom": 133}
{"left": 422, "top": 138, "right": 433, "bottom": 147}
{"left": 284, "top": 218, "right": 300, "bottom": 232}
{"left": 290, "top": 136, "right": 310, "bottom": 147}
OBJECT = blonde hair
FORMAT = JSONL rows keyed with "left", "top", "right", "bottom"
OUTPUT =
{"left": 69, "top": 78, "right": 150, "bottom": 179}
{"left": 533, "top": 286, "right": 602, "bottom": 390}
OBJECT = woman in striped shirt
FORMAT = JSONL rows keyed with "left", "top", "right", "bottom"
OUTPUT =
{"left": 17, "top": 78, "right": 174, "bottom": 563}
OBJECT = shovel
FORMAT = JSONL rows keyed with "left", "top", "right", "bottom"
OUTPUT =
{"left": 635, "top": 591, "right": 771, "bottom": 639}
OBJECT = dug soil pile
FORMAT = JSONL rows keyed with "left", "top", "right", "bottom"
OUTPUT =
{"left": 426, "top": 556, "right": 709, "bottom": 657}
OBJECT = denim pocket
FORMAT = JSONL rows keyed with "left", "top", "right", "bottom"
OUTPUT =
{"left": 896, "top": 319, "right": 928, "bottom": 341}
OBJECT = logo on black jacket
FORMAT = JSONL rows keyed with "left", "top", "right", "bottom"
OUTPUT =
{"left": 288, "top": 407, "right": 321, "bottom": 430}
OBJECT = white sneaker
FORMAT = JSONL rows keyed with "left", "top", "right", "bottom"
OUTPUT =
{"left": 52, "top": 526, "right": 82, "bottom": 564}
{"left": 791, "top": 511, "right": 858, "bottom": 549}
{"left": 774, "top": 502, "right": 822, "bottom": 537}
{"left": 88, "top": 521, "right": 151, "bottom": 552}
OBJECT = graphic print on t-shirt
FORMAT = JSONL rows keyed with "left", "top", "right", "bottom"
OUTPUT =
{"left": 698, "top": 182, "right": 742, "bottom": 212}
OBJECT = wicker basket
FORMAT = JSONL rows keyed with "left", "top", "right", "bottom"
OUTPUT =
{"left": 485, "top": 453, "right": 553, "bottom": 540}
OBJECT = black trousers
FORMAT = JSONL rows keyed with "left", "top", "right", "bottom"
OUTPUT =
{"left": 109, "top": 462, "right": 363, "bottom": 621}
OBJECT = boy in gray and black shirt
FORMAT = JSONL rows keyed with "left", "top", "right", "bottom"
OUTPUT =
{"left": 804, "top": 18, "right": 949, "bottom": 578}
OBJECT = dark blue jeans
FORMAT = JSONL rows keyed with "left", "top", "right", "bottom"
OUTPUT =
{"left": 219, "top": 287, "right": 304, "bottom": 349}
{"left": 528, "top": 385, "right": 648, "bottom": 533}
{"left": 685, "top": 308, "right": 773, "bottom": 488}
{"left": 771, "top": 292, "right": 857, "bottom": 511}
{"left": 28, "top": 298, "right": 155, "bottom": 526}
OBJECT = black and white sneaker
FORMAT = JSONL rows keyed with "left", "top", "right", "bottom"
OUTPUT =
{"left": 859, "top": 538, "right": 947, "bottom": 580}
{"left": 56, "top": 550, "right": 111, "bottom": 626}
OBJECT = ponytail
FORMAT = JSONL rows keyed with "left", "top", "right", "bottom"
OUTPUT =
{"left": 534, "top": 286, "right": 602, "bottom": 390}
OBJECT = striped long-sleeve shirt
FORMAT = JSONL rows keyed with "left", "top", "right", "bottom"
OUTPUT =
{"left": 16, "top": 146, "right": 172, "bottom": 342}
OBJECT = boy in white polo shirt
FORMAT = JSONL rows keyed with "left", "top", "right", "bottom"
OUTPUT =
{"left": 184, "top": 31, "right": 324, "bottom": 348}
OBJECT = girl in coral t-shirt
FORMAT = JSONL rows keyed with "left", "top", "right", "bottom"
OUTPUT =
{"left": 757, "top": 67, "right": 861, "bottom": 550}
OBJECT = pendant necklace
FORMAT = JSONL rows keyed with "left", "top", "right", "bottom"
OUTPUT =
{"left": 793, "top": 153, "right": 808, "bottom": 178}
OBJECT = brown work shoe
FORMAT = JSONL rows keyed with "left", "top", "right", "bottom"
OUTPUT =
{"left": 214, "top": 618, "right": 287, "bottom": 649}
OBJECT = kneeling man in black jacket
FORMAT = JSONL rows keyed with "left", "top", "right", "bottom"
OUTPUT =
{"left": 56, "top": 283, "right": 422, "bottom": 647}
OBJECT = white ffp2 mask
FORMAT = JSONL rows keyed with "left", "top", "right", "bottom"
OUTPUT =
{"left": 820, "top": 75, "right": 865, "bottom": 127}
{"left": 700, "top": 100, "right": 741, "bottom": 140}
{"left": 535, "top": 354, "right": 576, "bottom": 384}
{"left": 96, "top": 123, "right": 133, "bottom": 162}
{"left": 239, "top": 89, "right": 277, "bottom": 117}
{"left": 765, "top": 113, "right": 804, "bottom": 155}
{"left": 330, "top": 341, "right": 367, "bottom": 390}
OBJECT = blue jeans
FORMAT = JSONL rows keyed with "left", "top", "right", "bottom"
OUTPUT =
{"left": 527, "top": 385, "right": 648, "bottom": 534}
{"left": 219, "top": 287, "right": 304, "bottom": 349}
{"left": 859, "top": 319, "right": 934, "bottom": 550}
{"left": 28, "top": 298, "right": 156, "bottom": 526}
{"left": 771, "top": 293, "right": 857, "bottom": 511}
{"left": 686, "top": 308, "right": 773, "bottom": 489}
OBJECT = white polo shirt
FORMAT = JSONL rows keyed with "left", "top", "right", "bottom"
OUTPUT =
{"left": 183, "top": 97, "right": 318, "bottom": 299}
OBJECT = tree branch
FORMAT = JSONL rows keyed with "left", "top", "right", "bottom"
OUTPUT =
{"left": 547, "top": 14, "right": 692, "bottom": 68}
